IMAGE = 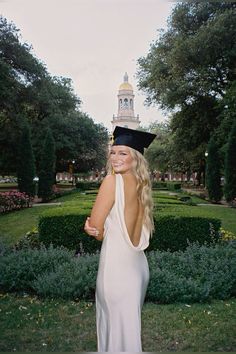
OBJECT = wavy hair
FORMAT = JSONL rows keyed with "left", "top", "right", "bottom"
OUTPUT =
{"left": 106, "top": 147, "right": 154, "bottom": 234}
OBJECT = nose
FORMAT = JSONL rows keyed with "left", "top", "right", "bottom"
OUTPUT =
{"left": 111, "top": 153, "right": 119, "bottom": 163}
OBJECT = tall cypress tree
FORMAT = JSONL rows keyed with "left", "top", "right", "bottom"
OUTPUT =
{"left": 38, "top": 128, "right": 56, "bottom": 202}
{"left": 206, "top": 137, "right": 222, "bottom": 203}
{"left": 224, "top": 120, "right": 236, "bottom": 203}
{"left": 17, "top": 123, "right": 36, "bottom": 197}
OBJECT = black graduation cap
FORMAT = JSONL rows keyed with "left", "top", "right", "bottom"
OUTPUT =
{"left": 112, "top": 126, "right": 156, "bottom": 155}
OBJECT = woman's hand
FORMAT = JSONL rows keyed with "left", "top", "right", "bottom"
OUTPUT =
{"left": 84, "top": 217, "right": 100, "bottom": 238}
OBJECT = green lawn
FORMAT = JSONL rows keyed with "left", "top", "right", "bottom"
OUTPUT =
{"left": 0, "top": 183, "right": 17, "bottom": 189}
{"left": 0, "top": 190, "right": 96, "bottom": 246}
{"left": 0, "top": 293, "right": 235, "bottom": 352}
{"left": 0, "top": 206, "right": 58, "bottom": 246}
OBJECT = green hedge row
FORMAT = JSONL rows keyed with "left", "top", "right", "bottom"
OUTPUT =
{"left": 75, "top": 180, "right": 181, "bottom": 191}
{"left": 1, "top": 242, "right": 235, "bottom": 303}
{"left": 38, "top": 207, "right": 100, "bottom": 254}
{"left": 38, "top": 207, "right": 221, "bottom": 253}
{"left": 149, "top": 215, "right": 221, "bottom": 252}
{"left": 166, "top": 182, "right": 182, "bottom": 191}
{"left": 75, "top": 181, "right": 101, "bottom": 190}
{"left": 152, "top": 181, "right": 167, "bottom": 189}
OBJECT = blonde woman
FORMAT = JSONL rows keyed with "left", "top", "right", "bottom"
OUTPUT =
{"left": 84, "top": 126, "right": 156, "bottom": 352}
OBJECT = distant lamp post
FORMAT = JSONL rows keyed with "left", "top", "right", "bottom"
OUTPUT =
{"left": 204, "top": 151, "right": 208, "bottom": 188}
{"left": 72, "top": 160, "right": 75, "bottom": 186}
{"left": 33, "top": 176, "right": 39, "bottom": 200}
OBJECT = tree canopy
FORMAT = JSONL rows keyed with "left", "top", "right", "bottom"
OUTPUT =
{"left": 0, "top": 16, "right": 108, "bottom": 175}
{"left": 137, "top": 2, "right": 236, "bottom": 172}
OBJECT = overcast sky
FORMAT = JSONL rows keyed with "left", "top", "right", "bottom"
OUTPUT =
{"left": 0, "top": 0, "right": 175, "bottom": 131}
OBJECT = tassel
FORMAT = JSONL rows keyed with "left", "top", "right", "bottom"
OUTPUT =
{"left": 110, "top": 134, "right": 114, "bottom": 145}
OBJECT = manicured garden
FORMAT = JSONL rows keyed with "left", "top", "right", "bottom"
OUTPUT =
{"left": 0, "top": 186, "right": 236, "bottom": 351}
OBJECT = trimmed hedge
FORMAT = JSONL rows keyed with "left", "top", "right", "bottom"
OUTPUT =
{"left": 38, "top": 207, "right": 100, "bottom": 254}
{"left": 0, "top": 242, "right": 235, "bottom": 303}
{"left": 38, "top": 207, "right": 221, "bottom": 253}
{"left": 149, "top": 215, "right": 221, "bottom": 252}
{"left": 166, "top": 182, "right": 182, "bottom": 191}
{"left": 152, "top": 181, "right": 167, "bottom": 189}
{"left": 75, "top": 181, "right": 101, "bottom": 190}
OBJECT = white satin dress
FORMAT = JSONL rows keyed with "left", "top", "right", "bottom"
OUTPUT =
{"left": 96, "top": 173, "right": 150, "bottom": 352}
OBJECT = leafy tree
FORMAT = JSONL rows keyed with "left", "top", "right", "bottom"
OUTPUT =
{"left": 215, "top": 81, "right": 236, "bottom": 155}
{"left": 17, "top": 122, "right": 36, "bottom": 197}
{"left": 143, "top": 122, "right": 171, "bottom": 175}
{"left": 206, "top": 137, "right": 222, "bottom": 203}
{"left": 0, "top": 15, "right": 47, "bottom": 173}
{"left": 0, "top": 16, "right": 108, "bottom": 175}
{"left": 224, "top": 120, "right": 236, "bottom": 203}
{"left": 38, "top": 129, "right": 56, "bottom": 201}
{"left": 137, "top": 2, "right": 236, "bottom": 108}
{"left": 137, "top": 2, "right": 236, "bottom": 165}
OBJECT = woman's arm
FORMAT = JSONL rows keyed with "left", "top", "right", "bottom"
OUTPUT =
{"left": 86, "top": 174, "right": 115, "bottom": 241}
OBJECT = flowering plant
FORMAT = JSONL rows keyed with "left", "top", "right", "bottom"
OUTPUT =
{"left": 219, "top": 227, "right": 236, "bottom": 242}
{"left": 0, "top": 190, "right": 32, "bottom": 213}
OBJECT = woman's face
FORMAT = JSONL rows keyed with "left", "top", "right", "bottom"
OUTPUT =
{"left": 110, "top": 145, "right": 134, "bottom": 174}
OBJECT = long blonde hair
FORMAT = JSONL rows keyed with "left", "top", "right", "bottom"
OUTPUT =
{"left": 106, "top": 147, "right": 154, "bottom": 234}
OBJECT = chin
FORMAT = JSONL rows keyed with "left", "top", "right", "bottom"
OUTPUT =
{"left": 113, "top": 168, "right": 123, "bottom": 173}
{"left": 113, "top": 168, "right": 131, "bottom": 174}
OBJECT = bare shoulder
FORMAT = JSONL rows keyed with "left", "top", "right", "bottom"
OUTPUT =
{"left": 99, "top": 175, "right": 116, "bottom": 194}
{"left": 100, "top": 174, "right": 116, "bottom": 190}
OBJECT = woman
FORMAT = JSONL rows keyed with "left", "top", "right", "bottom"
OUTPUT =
{"left": 84, "top": 126, "right": 156, "bottom": 352}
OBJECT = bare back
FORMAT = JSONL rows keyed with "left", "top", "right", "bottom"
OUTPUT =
{"left": 121, "top": 174, "right": 144, "bottom": 247}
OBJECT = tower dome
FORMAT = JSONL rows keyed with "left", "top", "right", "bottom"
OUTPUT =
{"left": 119, "top": 72, "right": 133, "bottom": 91}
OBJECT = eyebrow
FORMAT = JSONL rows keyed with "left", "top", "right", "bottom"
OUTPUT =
{"left": 111, "top": 148, "right": 129, "bottom": 153}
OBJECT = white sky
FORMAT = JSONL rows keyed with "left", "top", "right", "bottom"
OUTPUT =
{"left": 0, "top": 0, "right": 175, "bottom": 131}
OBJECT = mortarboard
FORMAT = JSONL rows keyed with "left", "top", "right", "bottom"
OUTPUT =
{"left": 112, "top": 126, "right": 156, "bottom": 155}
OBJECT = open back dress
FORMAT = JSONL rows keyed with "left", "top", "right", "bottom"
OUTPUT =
{"left": 96, "top": 173, "right": 150, "bottom": 352}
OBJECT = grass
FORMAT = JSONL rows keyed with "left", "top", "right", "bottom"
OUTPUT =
{"left": 0, "top": 183, "right": 17, "bottom": 188}
{"left": 0, "top": 206, "right": 58, "bottom": 246}
{"left": 0, "top": 190, "right": 96, "bottom": 246}
{"left": 0, "top": 293, "right": 235, "bottom": 352}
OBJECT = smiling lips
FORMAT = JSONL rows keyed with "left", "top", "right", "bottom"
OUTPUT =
{"left": 112, "top": 164, "right": 123, "bottom": 168}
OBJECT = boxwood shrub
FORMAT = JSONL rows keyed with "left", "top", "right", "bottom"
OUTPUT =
{"left": 38, "top": 207, "right": 101, "bottom": 254}
{"left": 152, "top": 181, "right": 167, "bottom": 189}
{"left": 38, "top": 207, "right": 221, "bottom": 253}
{"left": 149, "top": 215, "right": 221, "bottom": 252}
{"left": 166, "top": 182, "right": 182, "bottom": 191}
{"left": 75, "top": 181, "right": 101, "bottom": 190}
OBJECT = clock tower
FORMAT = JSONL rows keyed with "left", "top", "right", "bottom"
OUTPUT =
{"left": 111, "top": 72, "right": 140, "bottom": 131}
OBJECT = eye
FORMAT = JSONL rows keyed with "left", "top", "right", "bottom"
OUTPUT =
{"left": 110, "top": 150, "right": 115, "bottom": 155}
